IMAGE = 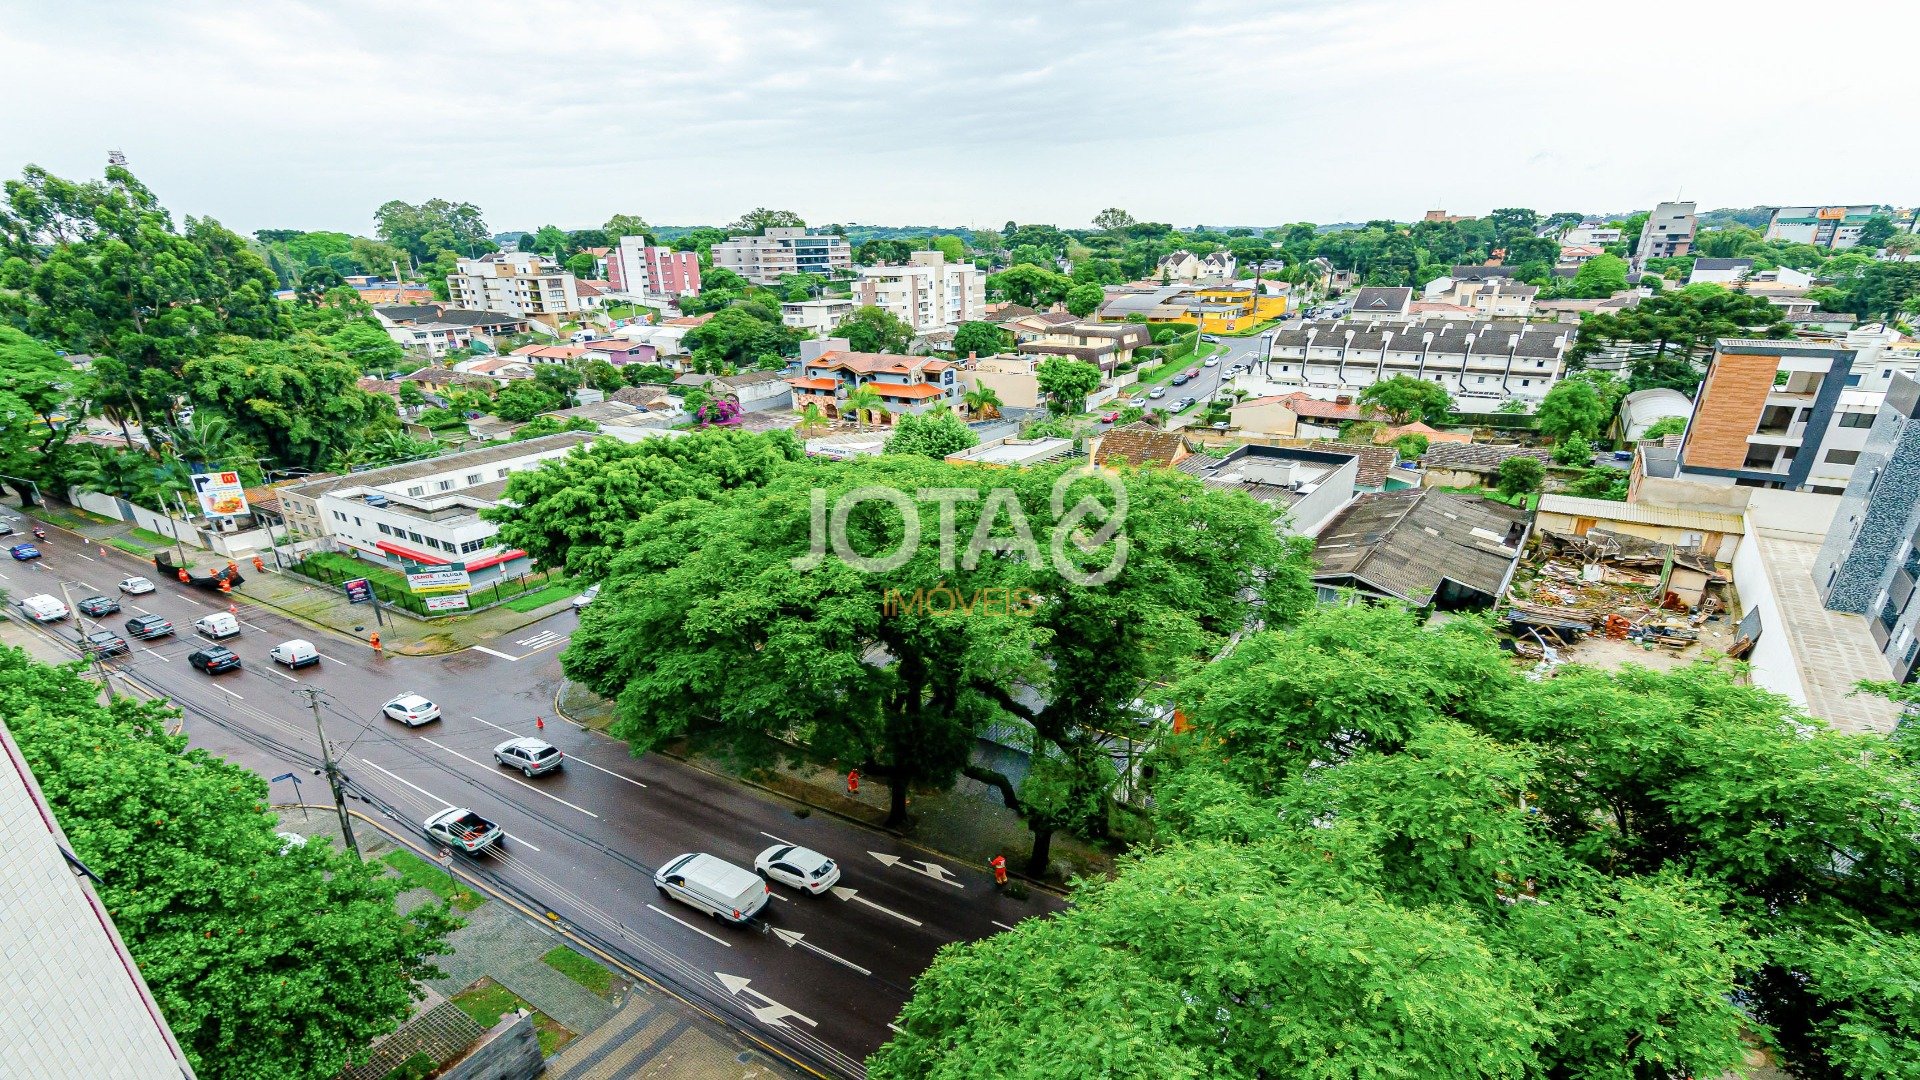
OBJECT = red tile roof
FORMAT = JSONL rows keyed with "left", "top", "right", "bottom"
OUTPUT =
{"left": 788, "top": 377, "right": 839, "bottom": 391}
{"left": 877, "top": 383, "right": 946, "bottom": 400}
{"left": 808, "top": 350, "right": 951, "bottom": 376}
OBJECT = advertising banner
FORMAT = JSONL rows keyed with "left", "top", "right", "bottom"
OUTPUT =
{"left": 191, "top": 471, "right": 249, "bottom": 517}
{"left": 344, "top": 578, "right": 374, "bottom": 604}
{"left": 407, "top": 568, "right": 472, "bottom": 592}
{"left": 424, "top": 593, "right": 470, "bottom": 612}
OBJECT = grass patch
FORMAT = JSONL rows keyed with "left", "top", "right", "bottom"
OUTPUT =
{"left": 380, "top": 1052, "right": 436, "bottom": 1080}
{"left": 449, "top": 979, "right": 574, "bottom": 1056}
{"left": 502, "top": 580, "right": 575, "bottom": 612}
{"left": 128, "top": 526, "right": 176, "bottom": 546}
{"left": 109, "top": 537, "right": 160, "bottom": 557}
{"left": 302, "top": 551, "right": 413, "bottom": 592}
{"left": 383, "top": 849, "right": 486, "bottom": 912}
{"left": 541, "top": 946, "right": 615, "bottom": 997}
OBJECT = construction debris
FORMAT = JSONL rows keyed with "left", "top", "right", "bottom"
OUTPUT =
{"left": 1502, "top": 528, "right": 1736, "bottom": 666}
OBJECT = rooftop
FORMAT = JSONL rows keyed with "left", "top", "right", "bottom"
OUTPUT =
{"left": 945, "top": 437, "right": 1076, "bottom": 467}
{"left": 1536, "top": 494, "right": 1745, "bottom": 534}
{"left": 283, "top": 432, "right": 597, "bottom": 502}
{"left": 1423, "top": 442, "right": 1553, "bottom": 473}
{"left": 1093, "top": 424, "right": 1188, "bottom": 467}
{"left": 1174, "top": 443, "right": 1353, "bottom": 507}
{"left": 1312, "top": 489, "right": 1529, "bottom": 606}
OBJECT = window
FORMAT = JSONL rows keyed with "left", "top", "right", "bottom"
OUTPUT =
{"left": 1744, "top": 445, "right": 1781, "bottom": 469}
{"left": 1840, "top": 411, "right": 1876, "bottom": 428}
{"left": 1826, "top": 448, "right": 1861, "bottom": 466}
{"left": 466, "top": 473, "right": 482, "bottom": 484}
{"left": 461, "top": 539, "right": 486, "bottom": 554}
{"left": 353, "top": 517, "right": 362, "bottom": 527}
{"left": 377, "top": 523, "right": 391, "bottom": 535}
{"left": 408, "top": 531, "right": 423, "bottom": 544}
{"left": 438, "top": 480, "right": 454, "bottom": 492}
{"left": 498, "top": 468, "right": 510, "bottom": 478}
{"left": 408, "top": 486, "right": 424, "bottom": 496}
{"left": 333, "top": 510, "right": 346, "bottom": 522}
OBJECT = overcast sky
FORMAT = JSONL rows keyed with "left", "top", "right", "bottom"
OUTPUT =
{"left": 4, "top": 0, "right": 1914, "bottom": 237}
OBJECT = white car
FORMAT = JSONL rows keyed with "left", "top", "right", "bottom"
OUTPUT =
{"left": 118, "top": 576, "right": 156, "bottom": 595}
{"left": 755, "top": 843, "right": 842, "bottom": 894}
{"left": 1127, "top": 396, "right": 1147, "bottom": 408}
{"left": 381, "top": 693, "right": 441, "bottom": 727}
{"left": 571, "top": 583, "right": 601, "bottom": 610}
{"left": 1203, "top": 357, "right": 1220, "bottom": 367}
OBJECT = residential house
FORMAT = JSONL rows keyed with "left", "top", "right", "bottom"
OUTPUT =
{"left": 509, "top": 343, "right": 589, "bottom": 365}
{"left": 711, "top": 227, "right": 852, "bottom": 285}
{"left": 1093, "top": 424, "right": 1191, "bottom": 468}
{"left": 1433, "top": 278, "right": 1538, "bottom": 319}
{"left": 1310, "top": 489, "right": 1530, "bottom": 609}
{"left": 1634, "top": 201, "right": 1697, "bottom": 265}
{"left": 1174, "top": 443, "right": 1362, "bottom": 535}
{"left": 1535, "top": 292, "right": 1642, "bottom": 323}
{"left": 1557, "top": 244, "right": 1605, "bottom": 265}
{"left": 607, "top": 236, "right": 700, "bottom": 297}
{"left": 1002, "top": 310, "right": 1081, "bottom": 342}
{"left": 1418, "top": 442, "right": 1553, "bottom": 488}
{"left": 1264, "top": 319, "right": 1574, "bottom": 409}
{"left": 538, "top": 400, "right": 683, "bottom": 442}
{"left": 785, "top": 350, "right": 959, "bottom": 424}
{"left": 1184, "top": 284, "right": 1286, "bottom": 332}
{"left": 1229, "top": 392, "right": 1370, "bottom": 440}
{"left": 1561, "top": 223, "right": 1623, "bottom": 247}
{"left": 373, "top": 303, "right": 528, "bottom": 358}
{"left": 275, "top": 433, "right": 601, "bottom": 584}
{"left": 1346, "top": 287, "right": 1413, "bottom": 323}
{"left": 1689, "top": 258, "right": 1754, "bottom": 285}
{"left": 614, "top": 323, "right": 693, "bottom": 360}
{"left": 1016, "top": 322, "right": 1151, "bottom": 376}
{"left": 453, "top": 356, "right": 538, "bottom": 384}
{"left": 446, "top": 252, "right": 586, "bottom": 323}
{"left": 1450, "top": 264, "right": 1520, "bottom": 283}
{"left": 1155, "top": 250, "right": 1237, "bottom": 283}
{"left": 853, "top": 251, "right": 987, "bottom": 333}
{"left": 398, "top": 367, "right": 498, "bottom": 397}
{"left": 582, "top": 338, "right": 658, "bottom": 366}
{"left": 782, "top": 298, "right": 856, "bottom": 337}
{"left": 1766, "top": 206, "right": 1881, "bottom": 250}
{"left": 963, "top": 353, "right": 1045, "bottom": 410}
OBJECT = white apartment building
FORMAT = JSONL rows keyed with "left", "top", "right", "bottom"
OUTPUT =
{"left": 1263, "top": 319, "right": 1573, "bottom": 409}
{"left": 711, "top": 227, "right": 852, "bottom": 285}
{"left": 606, "top": 236, "right": 701, "bottom": 297}
{"left": 276, "top": 433, "right": 598, "bottom": 586}
{"left": 852, "top": 252, "right": 986, "bottom": 333}
{"left": 447, "top": 252, "right": 585, "bottom": 319}
{"left": 782, "top": 298, "right": 856, "bottom": 336}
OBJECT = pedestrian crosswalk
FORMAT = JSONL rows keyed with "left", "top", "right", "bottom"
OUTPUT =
{"left": 515, "top": 630, "right": 562, "bottom": 652}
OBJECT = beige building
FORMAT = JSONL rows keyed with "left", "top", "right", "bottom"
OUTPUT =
{"left": 1016, "top": 322, "right": 1151, "bottom": 376}
{"left": 781, "top": 298, "right": 856, "bottom": 337}
{"left": 963, "top": 354, "right": 1045, "bottom": 410}
{"left": 853, "top": 252, "right": 987, "bottom": 334}
{"left": 1229, "top": 392, "right": 1368, "bottom": 440}
{"left": 447, "top": 252, "right": 585, "bottom": 321}
{"left": 712, "top": 227, "right": 852, "bottom": 284}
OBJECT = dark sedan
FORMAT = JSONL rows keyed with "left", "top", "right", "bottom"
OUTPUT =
{"left": 83, "top": 630, "right": 129, "bottom": 658}
{"left": 188, "top": 646, "right": 241, "bottom": 674}
{"left": 77, "top": 595, "right": 121, "bottom": 617}
{"left": 125, "top": 614, "right": 174, "bottom": 640}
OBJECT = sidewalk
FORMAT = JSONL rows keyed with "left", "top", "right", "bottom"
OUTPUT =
{"left": 231, "top": 563, "right": 576, "bottom": 655}
{"left": 556, "top": 681, "right": 1113, "bottom": 886}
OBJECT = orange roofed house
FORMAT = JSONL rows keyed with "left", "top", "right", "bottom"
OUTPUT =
{"left": 788, "top": 350, "right": 961, "bottom": 424}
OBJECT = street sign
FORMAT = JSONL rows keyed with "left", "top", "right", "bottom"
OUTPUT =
{"left": 407, "top": 568, "right": 471, "bottom": 592}
{"left": 344, "top": 578, "right": 374, "bottom": 604}
{"left": 190, "top": 470, "right": 249, "bottom": 516}
{"left": 424, "top": 594, "right": 470, "bottom": 612}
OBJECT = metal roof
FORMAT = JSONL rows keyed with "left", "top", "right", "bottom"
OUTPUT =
{"left": 1536, "top": 495, "right": 1745, "bottom": 533}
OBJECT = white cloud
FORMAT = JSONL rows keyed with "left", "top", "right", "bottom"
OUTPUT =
{"left": 1, "top": 0, "right": 1915, "bottom": 235}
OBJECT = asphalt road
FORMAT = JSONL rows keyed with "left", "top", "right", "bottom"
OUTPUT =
{"left": 1, "top": 521, "right": 1065, "bottom": 1078}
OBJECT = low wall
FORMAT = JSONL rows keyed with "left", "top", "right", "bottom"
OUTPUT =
{"left": 67, "top": 489, "right": 277, "bottom": 558}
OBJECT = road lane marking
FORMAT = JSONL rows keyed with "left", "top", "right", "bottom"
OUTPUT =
{"left": 74, "top": 552, "right": 93, "bottom": 561}
{"left": 469, "top": 716, "right": 646, "bottom": 787}
{"left": 177, "top": 596, "right": 202, "bottom": 606}
{"left": 144, "top": 649, "right": 169, "bottom": 662}
{"left": 870, "top": 851, "right": 964, "bottom": 888}
{"left": 241, "top": 620, "right": 264, "bottom": 631}
{"left": 127, "top": 604, "right": 149, "bottom": 614}
{"left": 420, "top": 736, "right": 600, "bottom": 818}
{"left": 647, "top": 904, "right": 732, "bottom": 947}
{"left": 769, "top": 928, "right": 870, "bottom": 975}
{"left": 758, "top": 831, "right": 796, "bottom": 846}
{"left": 79, "top": 582, "right": 97, "bottom": 590}
{"left": 271, "top": 668, "right": 299, "bottom": 683}
{"left": 828, "top": 886, "right": 922, "bottom": 926}
{"left": 214, "top": 684, "right": 244, "bottom": 700}
{"left": 471, "top": 646, "right": 518, "bottom": 661}
{"left": 715, "top": 973, "right": 816, "bottom": 1029}
{"left": 318, "top": 653, "right": 346, "bottom": 664}
{"left": 991, "top": 920, "right": 1018, "bottom": 932}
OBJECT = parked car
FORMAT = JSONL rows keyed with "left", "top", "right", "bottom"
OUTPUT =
{"left": 755, "top": 844, "right": 842, "bottom": 895}
{"left": 125, "top": 614, "right": 174, "bottom": 640}
{"left": 118, "top": 576, "right": 156, "bottom": 595}
{"left": 10, "top": 543, "right": 41, "bottom": 561}
{"left": 77, "top": 595, "right": 121, "bottom": 617}
{"left": 571, "top": 583, "right": 601, "bottom": 610}
{"left": 83, "top": 630, "right": 129, "bottom": 658}
{"left": 1099, "top": 411, "right": 1119, "bottom": 423}
{"left": 382, "top": 693, "right": 441, "bottom": 726}
{"left": 654, "top": 852, "right": 770, "bottom": 924}
{"left": 1212, "top": 420, "right": 1231, "bottom": 430}
{"left": 1175, "top": 397, "right": 1197, "bottom": 411}
{"left": 1148, "top": 387, "right": 1167, "bottom": 399}
{"left": 1126, "top": 396, "right": 1146, "bottom": 408}
{"left": 1200, "top": 334, "right": 1219, "bottom": 343}
{"left": 494, "top": 737, "right": 564, "bottom": 777}
{"left": 188, "top": 646, "right": 242, "bottom": 674}
{"left": 269, "top": 639, "right": 320, "bottom": 669}
{"left": 0, "top": 520, "right": 13, "bottom": 537}
{"left": 424, "top": 807, "right": 503, "bottom": 854}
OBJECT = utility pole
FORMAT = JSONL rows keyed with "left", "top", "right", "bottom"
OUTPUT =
{"left": 297, "top": 688, "right": 361, "bottom": 861}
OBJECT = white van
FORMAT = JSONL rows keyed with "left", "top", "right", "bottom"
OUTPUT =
{"left": 653, "top": 853, "right": 770, "bottom": 924}
{"left": 18, "top": 594, "right": 68, "bottom": 623}
{"left": 269, "top": 639, "right": 319, "bottom": 669}
{"left": 193, "top": 613, "right": 240, "bottom": 640}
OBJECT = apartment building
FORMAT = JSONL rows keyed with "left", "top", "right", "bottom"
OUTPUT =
{"left": 782, "top": 298, "right": 856, "bottom": 336}
{"left": 606, "top": 236, "right": 701, "bottom": 297}
{"left": 786, "top": 350, "right": 960, "bottom": 424}
{"left": 1634, "top": 200, "right": 1697, "bottom": 264}
{"left": 447, "top": 252, "right": 585, "bottom": 319}
{"left": 1675, "top": 339, "right": 1866, "bottom": 492}
{"left": 373, "top": 303, "right": 527, "bottom": 358}
{"left": 1766, "top": 206, "right": 1880, "bottom": 249}
{"left": 276, "top": 433, "right": 597, "bottom": 586}
{"left": 1814, "top": 373, "right": 1920, "bottom": 679}
{"left": 852, "top": 251, "right": 986, "bottom": 333}
{"left": 1561, "top": 222, "right": 1622, "bottom": 246}
{"left": 711, "top": 227, "right": 852, "bottom": 285}
{"left": 1015, "top": 321, "right": 1151, "bottom": 374}
{"left": 1264, "top": 319, "right": 1573, "bottom": 409}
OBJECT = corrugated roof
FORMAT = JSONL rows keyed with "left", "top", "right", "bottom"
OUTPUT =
{"left": 1536, "top": 495, "right": 1746, "bottom": 533}
{"left": 1311, "top": 489, "right": 1528, "bottom": 605}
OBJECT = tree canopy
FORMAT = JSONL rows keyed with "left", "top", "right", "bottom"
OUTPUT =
{"left": 834, "top": 305, "right": 916, "bottom": 354}
{"left": 951, "top": 320, "right": 1010, "bottom": 358}
{"left": 0, "top": 647, "right": 458, "bottom": 1080}
{"left": 1569, "top": 285, "right": 1790, "bottom": 393}
{"left": 1357, "top": 374, "right": 1452, "bottom": 424}
{"left": 1535, "top": 379, "right": 1612, "bottom": 442}
{"left": 883, "top": 411, "right": 978, "bottom": 458}
{"left": 1034, "top": 356, "right": 1101, "bottom": 416}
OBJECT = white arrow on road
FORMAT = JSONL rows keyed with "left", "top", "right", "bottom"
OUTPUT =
{"left": 829, "top": 885, "right": 923, "bottom": 926}
{"left": 771, "top": 927, "right": 872, "bottom": 975}
{"left": 870, "top": 851, "right": 964, "bottom": 888}
{"left": 715, "top": 972, "right": 818, "bottom": 1029}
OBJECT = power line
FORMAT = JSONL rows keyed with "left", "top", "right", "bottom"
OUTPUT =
{"left": 297, "top": 687, "right": 362, "bottom": 861}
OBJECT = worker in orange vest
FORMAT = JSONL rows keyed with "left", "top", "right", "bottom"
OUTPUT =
{"left": 176, "top": 568, "right": 190, "bottom": 583}
{"left": 251, "top": 555, "right": 265, "bottom": 573}
{"left": 990, "top": 854, "right": 1008, "bottom": 886}
{"left": 370, "top": 631, "right": 381, "bottom": 655}
{"left": 846, "top": 768, "right": 860, "bottom": 796}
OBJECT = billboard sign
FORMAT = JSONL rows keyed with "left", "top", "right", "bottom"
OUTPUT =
{"left": 407, "top": 568, "right": 471, "bottom": 592}
{"left": 191, "top": 471, "right": 249, "bottom": 517}
{"left": 344, "top": 578, "right": 374, "bottom": 604}
{"left": 424, "top": 594, "right": 470, "bottom": 612}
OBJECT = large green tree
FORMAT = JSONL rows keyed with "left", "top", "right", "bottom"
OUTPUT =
{"left": 0, "top": 325, "right": 88, "bottom": 504}
{"left": 1535, "top": 378, "right": 1612, "bottom": 442}
{"left": 883, "top": 411, "right": 978, "bottom": 458}
{"left": 728, "top": 208, "right": 806, "bottom": 233}
{"left": 1034, "top": 356, "right": 1101, "bottom": 416}
{"left": 372, "top": 197, "right": 492, "bottom": 263}
{"left": 950, "top": 320, "right": 1010, "bottom": 358}
{"left": 834, "top": 305, "right": 916, "bottom": 354}
{"left": 1570, "top": 284, "right": 1791, "bottom": 393}
{"left": 1358, "top": 374, "right": 1453, "bottom": 423}
{"left": 0, "top": 648, "right": 458, "bottom": 1080}
{"left": 181, "top": 336, "right": 394, "bottom": 471}
{"left": 987, "top": 264, "right": 1073, "bottom": 308}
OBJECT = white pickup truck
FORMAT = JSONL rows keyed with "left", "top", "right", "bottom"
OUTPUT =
{"left": 424, "top": 807, "right": 503, "bottom": 854}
